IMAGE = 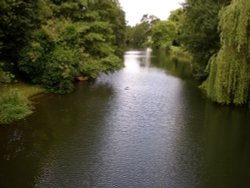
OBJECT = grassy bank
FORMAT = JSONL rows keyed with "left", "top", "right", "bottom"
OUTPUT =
{"left": 0, "top": 83, "right": 45, "bottom": 98}
{"left": 0, "top": 83, "right": 45, "bottom": 125}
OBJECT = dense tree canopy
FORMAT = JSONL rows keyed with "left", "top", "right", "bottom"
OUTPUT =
{"left": 0, "top": 0, "right": 126, "bottom": 94}
{"left": 0, "top": 0, "right": 51, "bottom": 62}
{"left": 151, "top": 20, "right": 177, "bottom": 50}
{"left": 179, "top": 0, "right": 230, "bottom": 80}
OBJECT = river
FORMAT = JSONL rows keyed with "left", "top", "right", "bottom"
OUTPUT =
{"left": 0, "top": 50, "right": 250, "bottom": 188}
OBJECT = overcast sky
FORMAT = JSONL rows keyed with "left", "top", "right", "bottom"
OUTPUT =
{"left": 119, "top": 0, "right": 185, "bottom": 26}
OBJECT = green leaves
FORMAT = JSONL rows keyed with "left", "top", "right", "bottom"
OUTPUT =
{"left": 126, "top": 23, "right": 150, "bottom": 48}
{"left": 80, "top": 55, "right": 123, "bottom": 79}
{"left": 151, "top": 21, "right": 177, "bottom": 49}
{"left": 179, "top": 0, "right": 228, "bottom": 80}
{"left": 19, "top": 19, "right": 84, "bottom": 94}
{"left": 202, "top": 0, "right": 250, "bottom": 105}
{"left": 0, "top": 62, "right": 14, "bottom": 85}
{"left": 0, "top": 0, "right": 50, "bottom": 61}
{"left": 16, "top": 0, "right": 125, "bottom": 94}
{"left": 0, "top": 89, "right": 33, "bottom": 124}
{"left": 41, "top": 46, "right": 81, "bottom": 94}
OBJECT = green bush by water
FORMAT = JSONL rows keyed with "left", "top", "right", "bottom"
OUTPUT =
{"left": 0, "top": 62, "right": 14, "bottom": 85}
{"left": 0, "top": 0, "right": 126, "bottom": 95}
{"left": 0, "top": 89, "right": 33, "bottom": 124}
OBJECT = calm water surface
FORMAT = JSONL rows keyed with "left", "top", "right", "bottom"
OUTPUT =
{"left": 0, "top": 50, "right": 250, "bottom": 188}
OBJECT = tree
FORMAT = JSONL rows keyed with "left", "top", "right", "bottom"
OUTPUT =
{"left": 151, "top": 20, "right": 177, "bottom": 50}
{"left": 0, "top": 0, "right": 51, "bottom": 62}
{"left": 140, "top": 14, "right": 159, "bottom": 25}
{"left": 18, "top": 0, "right": 126, "bottom": 94}
{"left": 125, "top": 14, "right": 159, "bottom": 48}
{"left": 126, "top": 23, "right": 150, "bottom": 48}
{"left": 180, "top": 0, "right": 230, "bottom": 80}
{"left": 168, "top": 8, "right": 185, "bottom": 46}
{"left": 202, "top": 0, "right": 250, "bottom": 105}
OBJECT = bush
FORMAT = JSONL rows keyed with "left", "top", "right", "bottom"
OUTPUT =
{"left": 19, "top": 20, "right": 85, "bottom": 94}
{"left": 19, "top": 19, "right": 124, "bottom": 94}
{"left": 100, "top": 55, "right": 123, "bottom": 73}
{"left": 41, "top": 46, "right": 82, "bottom": 94}
{"left": 0, "top": 89, "right": 33, "bottom": 124}
{"left": 0, "top": 62, "right": 14, "bottom": 84}
{"left": 80, "top": 58, "right": 102, "bottom": 79}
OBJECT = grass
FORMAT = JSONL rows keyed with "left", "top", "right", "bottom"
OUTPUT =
{"left": 0, "top": 83, "right": 45, "bottom": 98}
{"left": 0, "top": 83, "right": 46, "bottom": 124}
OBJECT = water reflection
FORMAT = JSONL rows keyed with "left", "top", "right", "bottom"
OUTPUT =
{"left": 124, "top": 48, "right": 152, "bottom": 73}
{"left": 152, "top": 49, "right": 193, "bottom": 81}
{"left": 0, "top": 50, "right": 249, "bottom": 188}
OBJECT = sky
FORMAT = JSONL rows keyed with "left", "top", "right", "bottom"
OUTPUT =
{"left": 119, "top": 0, "right": 185, "bottom": 26}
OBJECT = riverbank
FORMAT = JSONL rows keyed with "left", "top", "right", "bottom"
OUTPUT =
{"left": 170, "top": 46, "right": 192, "bottom": 63}
{"left": 0, "top": 83, "right": 45, "bottom": 98}
{"left": 1, "top": 50, "right": 249, "bottom": 188}
{"left": 0, "top": 83, "right": 46, "bottom": 125}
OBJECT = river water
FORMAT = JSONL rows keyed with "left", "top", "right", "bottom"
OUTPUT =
{"left": 0, "top": 50, "right": 250, "bottom": 188}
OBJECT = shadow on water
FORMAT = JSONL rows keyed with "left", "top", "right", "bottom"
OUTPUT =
{"left": 152, "top": 49, "right": 250, "bottom": 187}
{"left": 151, "top": 49, "right": 193, "bottom": 81}
{"left": 0, "top": 83, "right": 116, "bottom": 187}
{"left": 173, "top": 79, "right": 250, "bottom": 188}
{"left": 0, "top": 49, "right": 250, "bottom": 188}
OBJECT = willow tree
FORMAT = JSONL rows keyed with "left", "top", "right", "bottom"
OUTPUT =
{"left": 202, "top": 0, "right": 250, "bottom": 105}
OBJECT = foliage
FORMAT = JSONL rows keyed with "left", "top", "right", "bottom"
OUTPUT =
{"left": 126, "top": 23, "right": 150, "bottom": 48}
{"left": 0, "top": 89, "right": 33, "bottom": 124}
{"left": 14, "top": 0, "right": 126, "bottom": 94}
{"left": 179, "top": 0, "right": 230, "bottom": 80}
{"left": 42, "top": 46, "right": 82, "bottom": 94}
{"left": 151, "top": 21, "right": 177, "bottom": 50}
{"left": 0, "top": 62, "right": 15, "bottom": 84}
{"left": 2, "top": 84, "right": 45, "bottom": 99}
{"left": 202, "top": 0, "right": 250, "bottom": 105}
{"left": 80, "top": 55, "right": 122, "bottom": 79}
{"left": 0, "top": 0, "right": 51, "bottom": 62}
{"left": 168, "top": 8, "right": 185, "bottom": 46}
{"left": 125, "top": 14, "right": 159, "bottom": 48}
{"left": 170, "top": 46, "right": 192, "bottom": 63}
{"left": 19, "top": 20, "right": 84, "bottom": 94}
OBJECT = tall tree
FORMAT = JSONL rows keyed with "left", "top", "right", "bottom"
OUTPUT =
{"left": 202, "top": 0, "right": 250, "bottom": 105}
{"left": 180, "top": 0, "right": 230, "bottom": 80}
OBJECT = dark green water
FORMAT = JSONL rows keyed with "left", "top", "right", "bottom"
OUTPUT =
{"left": 0, "top": 50, "right": 250, "bottom": 188}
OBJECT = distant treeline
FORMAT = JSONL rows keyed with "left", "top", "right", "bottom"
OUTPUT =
{"left": 127, "top": 0, "right": 250, "bottom": 106}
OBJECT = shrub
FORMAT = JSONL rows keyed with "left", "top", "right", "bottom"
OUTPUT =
{"left": 41, "top": 46, "right": 82, "bottom": 94}
{"left": 19, "top": 20, "right": 85, "bottom": 94}
{"left": 0, "top": 89, "right": 33, "bottom": 124}
{"left": 0, "top": 62, "right": 14, "bottom": 84}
